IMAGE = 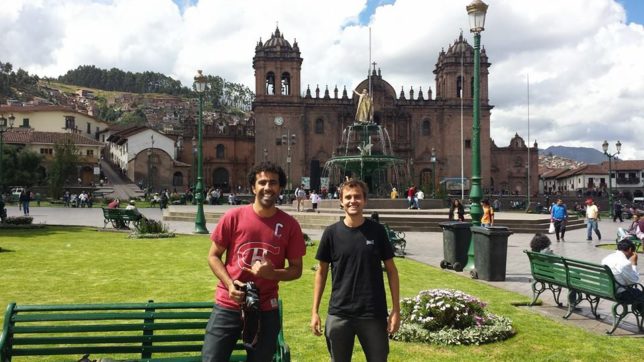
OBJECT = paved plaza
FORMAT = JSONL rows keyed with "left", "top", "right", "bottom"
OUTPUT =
{"left": 5, "top": 205, "right": 643, "bottom": 336}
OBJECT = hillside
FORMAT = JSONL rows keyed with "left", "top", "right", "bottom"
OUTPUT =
{"left": 539, "top": 145, "right": 606, "bottom": 164}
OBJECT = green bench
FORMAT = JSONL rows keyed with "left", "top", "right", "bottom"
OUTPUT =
{"left": 524, "top": 250, "right": 568, "bottom": 307}
{"left": 102, "top": 208, "right": 143, "bottom": 229}
{"left": 0, "top": 300, "right": 290, "bottom": 362}
{"left": 382, "top": 224, "right": 406, "bottom": 256}
{"left": 525, "top": 250, "right": 644, "bottom": 334}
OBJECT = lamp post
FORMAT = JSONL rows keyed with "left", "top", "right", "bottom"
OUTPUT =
{"left": 147, "top": 135, "right": 154, "bottom": 194}
{"left": 465, "top": 0, "right": 488, "bottom": 271}
{"left": 431, "top": 147, "right": 437, "bottom": 198}
{"left": 602, "top": 140, "right": 621, "bottom": 219}
{"left": 0, "top": 114, "right": 15, "bottom": 194}
{"left": 191, "top": 136, "right": 197, "bottom": 191}
{"left": 278, "top": 130, "right": 296, "bottom": 190}
{"left": 263, "top": 148, "right": 268, "bottom": 161}
{"left": 193, "top": 70, "right": 208, "bottom": 234}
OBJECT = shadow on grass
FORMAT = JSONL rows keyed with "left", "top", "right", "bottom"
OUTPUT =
{"left": 0, "top": 225, "right": 93, "bottom": 238}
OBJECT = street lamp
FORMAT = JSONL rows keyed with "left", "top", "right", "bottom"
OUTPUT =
{"left": 431, "top": 147, "right": 437, "bottom": 198}
{"left": 0, "top": 114, "right": 15, "bottom": 194}
{"left": 602, "top": 140, "right": 621, "bottom": 218}
{"left": 263, "top": 148, "right": 268, "bottom": 161}
{"left": 193, "top": 70, "right": 208, "bottom": 234}
{"left": 147, "top": 135, "right": 154, "bottom": 194}
{"left": 191, "top": 136, "right": 197, "bottom": 192}
{"left": 465, "top": 0, "right": 488, "bottom": 271}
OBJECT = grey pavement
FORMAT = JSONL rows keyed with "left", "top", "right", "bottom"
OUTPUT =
{"left": 5, "top": 204, "right": 643, "bottom": 336}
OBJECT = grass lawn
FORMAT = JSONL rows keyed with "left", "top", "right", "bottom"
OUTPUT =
{"left": 1, "top": 227, "right": 642, "bottom": 361}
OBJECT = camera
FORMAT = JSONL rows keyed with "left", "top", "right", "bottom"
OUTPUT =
{"left": 237, "top": 281, "right": 260, "bottom": 312}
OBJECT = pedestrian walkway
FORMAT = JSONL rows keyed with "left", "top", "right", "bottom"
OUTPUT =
{"left": 5, "top": 205, "right": 642, "bottom": 335}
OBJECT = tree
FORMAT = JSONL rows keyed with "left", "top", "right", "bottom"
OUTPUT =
{"left": 48, "top": 139, "right": 79, "bottom": 199}
{"left": 0, "top": 145, "right": 43, "bottom": 190}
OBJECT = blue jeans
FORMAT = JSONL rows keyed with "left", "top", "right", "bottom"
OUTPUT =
{"left": 586, "top": 218, "right": 601, "bottom": 240}
{"left": 22, "top": 201, "right": 29, "bottom": 215}
{"left": 202, "top": 304, "right": 280, "bottom": 362}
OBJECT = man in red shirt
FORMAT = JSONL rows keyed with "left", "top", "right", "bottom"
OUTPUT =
{"left": 406, "top": 184, "right": 416, "bottom": 209}
{"left": 202, "top": 162, "right": 306, "bottom": 361}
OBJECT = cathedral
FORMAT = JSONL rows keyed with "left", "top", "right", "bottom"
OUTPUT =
{"left": 250, "top": 27, "right": 538, "bottom": 195}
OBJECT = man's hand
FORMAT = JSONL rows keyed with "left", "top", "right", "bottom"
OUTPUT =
{"left": 387, "top": 309, "right": 401, "bottom": 335}
{"left": 243, "top": 258, "right": 276, "bottom": 279}
{"left": 629, "top": 252, "right": 638, "bottom": 266}
{"left": 228, "top": 280, "right": 246, "bottom": 305}
{"left": 310, "top": 313, "right": 323, "bottom": 336}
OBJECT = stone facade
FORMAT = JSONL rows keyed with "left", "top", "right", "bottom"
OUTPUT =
{"left": 251, "top": 27, "right": 537, "bottom": 195}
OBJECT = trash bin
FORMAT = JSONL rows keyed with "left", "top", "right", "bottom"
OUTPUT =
{"left": 470, "top": 226, "right": 513, "bottom": 281}
{"left": 439, "top": 221, "right": 472, "bottom": 272}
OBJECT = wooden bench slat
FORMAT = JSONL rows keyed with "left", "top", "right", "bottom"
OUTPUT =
{"left": 14, "top": 302, "right": 213, "bottom": 312}
{"left": 13, "top": 311, "right": 211, "bottom": 322}
{"left": 14, "top": 322, "right": 206, "bottom": 334}
{"left": 13, "top": 333, "right": 205, "bottom": 345}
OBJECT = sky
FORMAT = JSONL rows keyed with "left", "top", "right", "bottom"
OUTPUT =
{"left": 1, "top": 0, "right": 643, "bottom": 160}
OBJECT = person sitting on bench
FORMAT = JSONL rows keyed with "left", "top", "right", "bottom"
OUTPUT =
{"left": 617, "top": 211, "right": 644, "bottom": 242}
{"left": 601, "top": 239, "right": 643, "bottom": 310}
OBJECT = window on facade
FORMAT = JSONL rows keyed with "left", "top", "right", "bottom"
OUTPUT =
{"left": 456, "top": 76, "right": 463, "bottom": 98}
{"left": 315, "top": 119, "right": 324, "bottom": 134}
{"left": 265, "top": 72, "right": 275, "bottom": 95}
{"left": 465, "top": 139, "right": 471, "bottom": 149}
{"left": 87, "top": 122, "right": 91, "bottom": 134}
{"left": 421, "top": 120, "right": 431, "bottom": 136}
{"left": 281, "top": 72, "right": 291, "bottom": 95}
{"left": 216, "top": 144, "right": 225, "bottom": 159}
{"left": 86, "top": 149, "right": 94, "bottom": 156}
{"left": 65, "top": 116, "right": 75, "bottom": 130}
{"left": 22, "top": 118, "right": 29, "bottom": 128}
{"left": 40, "top": 148, "right": 53, "bottom": 155}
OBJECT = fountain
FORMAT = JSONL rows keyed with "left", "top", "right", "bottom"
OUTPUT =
{"left": 322, "top": 91, "right": 409, "bottom": 197}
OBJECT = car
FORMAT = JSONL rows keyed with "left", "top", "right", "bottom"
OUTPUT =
{"left": 10, "top": 187, "right": 25, "bottom": 202}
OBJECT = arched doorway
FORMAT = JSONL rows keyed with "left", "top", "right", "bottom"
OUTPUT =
{"left": 212, "top": 168, "right": 230, "bottom": 192}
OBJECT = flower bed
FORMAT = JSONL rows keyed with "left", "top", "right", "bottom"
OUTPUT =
{"left": 392, "top": 289, "right": 514, "bottom": 345}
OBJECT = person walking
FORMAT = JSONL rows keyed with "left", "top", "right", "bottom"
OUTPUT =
{"left": 448, "top": 199, "right": 465, "bottom": 222}
{"left": 613, "top": 201, "right": 624, "bottom": 222}
{"left": 295, "top": 185, "right": 306, "bottom": 212}
{"left": 311, "top": 179, "right": 400, "bottom": 362}
{"left": 406, "top": 185, "right": 416, "bottom": 209}
{"left": 550, "top": 199, "right": 568, "bottom": 242}
{"left": 310, "top": 190, "right": 321, "bottom": 212}
{"left": 481, "top": 199, "right": 494, "bottom": 227}
{"left": 202, "top": 162, "right": 306, "bottom": 362}
{"left": 19, "top": 190, "right": 30, "bottom": 216}
{"left": 585, "top": 198, "right": 601, "bottom": 241}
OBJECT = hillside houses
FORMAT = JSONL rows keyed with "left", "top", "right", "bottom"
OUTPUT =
{"left": 541, "top": 160, "right": 644, "bottom": 197}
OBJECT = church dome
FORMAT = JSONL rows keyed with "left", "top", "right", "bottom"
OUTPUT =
{"left": 262, "top": 27, "right": 293, "bottom": 50}
{"left": 445, "top": 33, "right": 472, "bottom": 57}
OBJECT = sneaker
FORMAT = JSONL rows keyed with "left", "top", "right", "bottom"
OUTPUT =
{"left": 586, "top": 238, "right": 592, "bottom": 241}
{"left": 561, "top": 238, "right": 565, "bottom": 242}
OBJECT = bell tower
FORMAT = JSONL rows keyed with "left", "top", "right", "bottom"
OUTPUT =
{"left": 253, "top": 27, "right": 303, "bottom": 102}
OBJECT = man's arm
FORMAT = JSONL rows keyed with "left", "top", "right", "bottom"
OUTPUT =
{"left": 622, "top": 253, "right": 640, "bottom": 285}
{"left": 243, "top": 257, "right": 303, "bottom": 281}
{"left": 207, "top": 242, "right": 245, "bottom": 304}
{"left": 310, "top": 261, "right": 329, "bottom": 336}
{"left": 383, "top": 258, "right": 401, "bottom": 334}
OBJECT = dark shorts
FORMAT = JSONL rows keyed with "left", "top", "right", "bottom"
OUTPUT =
{"left": 202, "top": 304, "right": 280, "bottom": 362}
{"left": 324, "top": 314, "right": 389, "bottom": 362}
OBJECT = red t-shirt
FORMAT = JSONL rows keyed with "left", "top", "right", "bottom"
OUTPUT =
{"left": 211, "top": 205, "right": 306, "bottom": 311}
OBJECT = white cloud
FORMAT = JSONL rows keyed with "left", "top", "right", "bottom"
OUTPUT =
{"left": 1, "top": 0, "right": 643, "bottom": 160}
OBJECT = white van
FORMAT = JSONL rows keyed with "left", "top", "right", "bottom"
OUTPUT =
{"left": 633, "top": 197, "right": 644, "bottom": 204}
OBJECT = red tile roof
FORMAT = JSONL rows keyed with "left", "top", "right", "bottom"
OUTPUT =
{"left": 3, "top": 129, "right": 104, "bottom": 146}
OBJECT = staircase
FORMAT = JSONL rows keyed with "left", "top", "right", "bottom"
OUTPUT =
{"left": 99, "top": 160, "right": 145, "bottom": 200}
{"left": 163, "top": 205, "right": 585, "bottom": 234}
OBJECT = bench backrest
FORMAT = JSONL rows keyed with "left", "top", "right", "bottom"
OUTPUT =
{"left": 562, "top": 258, "right": 618, "bottom": 300}
{"left": 524, "top": 251, "right": 567, "bottom": 286}
{"left": 102, "top": 208, "right": 141, "bottom": 221}
{"left": 1, "top": 301, "right": 288, "bottom": 362}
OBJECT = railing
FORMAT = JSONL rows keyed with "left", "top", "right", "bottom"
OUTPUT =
{"left": 616, "top": 177, "right": 640, "bottom": 185}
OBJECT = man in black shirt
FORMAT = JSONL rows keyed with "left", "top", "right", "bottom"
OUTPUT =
{"left": 311, "top": 180, "right": 400, "bottom": 362}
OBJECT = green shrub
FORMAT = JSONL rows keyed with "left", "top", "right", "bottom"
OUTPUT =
{"left": 134, "top": 218, "right": 168, "bottom": 234}
{"left": 4, "top": 216, "right": 34, "bottom": 225}
{"left": 393, "top": 289, "right": 514, "bottom": 345}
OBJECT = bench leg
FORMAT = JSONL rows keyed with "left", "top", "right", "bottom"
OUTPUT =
{"left": 564, "top": 290, "right": 581, "bottom": 319}
{"left": 529, "top": 281, "right": 545, "bottom": 306}
{"left": 607, "top": 303, "right": 629, "bottom": 335}
{"left": 549, "top": 285, "right": 563, "bottom": 307}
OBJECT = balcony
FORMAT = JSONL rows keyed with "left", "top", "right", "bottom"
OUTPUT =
{"left": 616, "top": 177, "right": 640, "bottom": 185}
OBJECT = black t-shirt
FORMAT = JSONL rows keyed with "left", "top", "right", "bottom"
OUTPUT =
{"left": 316, "top": 218, "right": 395, "bottom": 318}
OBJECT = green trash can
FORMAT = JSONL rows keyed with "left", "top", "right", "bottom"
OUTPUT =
{"left": 439, "top": 221, "right": 472, "bottom": 272}
{"left": 471, "top": 226, "right": 513, "bottom": 281}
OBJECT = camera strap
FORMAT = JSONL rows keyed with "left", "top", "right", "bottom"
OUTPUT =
{"left": 241, "top": 307, "right": 261, "bottom": 350}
